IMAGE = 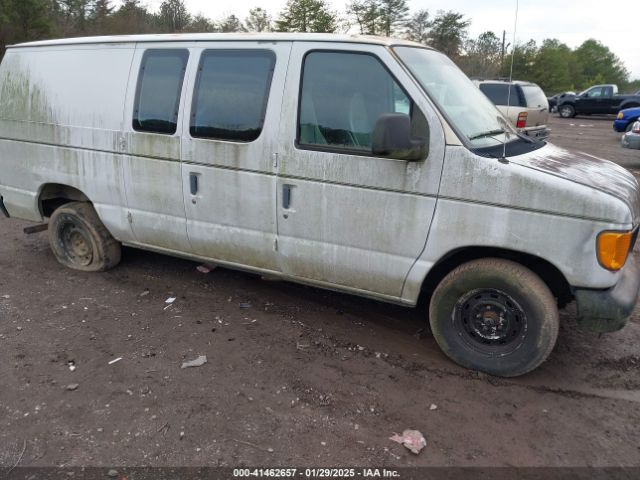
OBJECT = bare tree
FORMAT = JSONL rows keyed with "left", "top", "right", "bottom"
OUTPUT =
{"left": 88, "top": 0, "right": 114, "bottom": 34}
{"left": 404, "top": 9, "right": 430, "bottom": 44}
{"left": 459, "top": 31, "right": 502, "bottom": 78}
{"left": 245, "top": 7, "right": 272, "bottom": 32}
{"left": 56, "top": 0, "right": 92, "bottom": 34}
{"left": 346, "top": 0, "right": 380, "bottom": 35}
{"left": 185, "top": 13, "right": 217, "bottom": 33}
{"left": 428, "top": 10, "right": 470, "bottom": 59}
{"left": 378, "top": 0, "right": 408, "bottom": 36}
{"left": 158, "top": 0, "right": 191, "bottom": 32}
{"left": 108, "top": 0, "right": 155, "bottom": 34}
{"left": 219, "top": 14, "right": 246, "bottom": 32}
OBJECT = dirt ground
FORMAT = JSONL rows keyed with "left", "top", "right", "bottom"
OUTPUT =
{"left": 1, "top": 115, "right": 640, "bottom": 469}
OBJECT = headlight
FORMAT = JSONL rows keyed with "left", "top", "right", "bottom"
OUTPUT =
{"left": 597, "top": 230, "right": 635, "bottom": 271}
{"left": 617, "top": 112, "right": 624, "bottom": 119}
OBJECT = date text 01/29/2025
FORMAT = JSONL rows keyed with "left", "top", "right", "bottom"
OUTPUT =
{"left": 232, "top": 468, "right": 401, "bottom": 478}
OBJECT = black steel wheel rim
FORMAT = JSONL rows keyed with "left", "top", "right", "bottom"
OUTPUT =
{"left": 58, "top": 216, "right": 93, "bottom": 266}
{"left": 453, "top": 288, "right": 527, "bottom": 356}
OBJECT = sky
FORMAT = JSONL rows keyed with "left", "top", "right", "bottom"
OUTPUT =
{"left": 135, "top": 0, "right": 640, "bottom": 79}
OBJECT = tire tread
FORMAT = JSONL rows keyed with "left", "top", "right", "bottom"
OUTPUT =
{"left": 429, "top": 258, "right": 559, "bottom": 377}
{"left": 49, "top": 201, "right": 121, "bottom": 272}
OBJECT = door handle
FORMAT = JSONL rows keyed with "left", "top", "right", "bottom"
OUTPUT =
{"left": 282, "top": 184, "right": 292, "bottom": 209}
{"left": 190, "top": 173, "right": 199, "bottom": 195}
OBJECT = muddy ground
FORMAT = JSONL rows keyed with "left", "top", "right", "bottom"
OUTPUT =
{"left": 1, "top": 115, "right": 640, "bottom": 469}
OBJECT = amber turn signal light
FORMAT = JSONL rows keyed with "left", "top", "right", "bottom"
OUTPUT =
{"left": 597, "top": 230, "right": 634, "bottom": 271}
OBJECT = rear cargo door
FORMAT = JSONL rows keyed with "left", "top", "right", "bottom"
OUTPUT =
{"left": 122, "top": 45, "right": 192, "bottom": 253}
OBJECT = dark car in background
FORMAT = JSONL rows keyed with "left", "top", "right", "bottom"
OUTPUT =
{"left": 558, "top": 84, "right": 640, "bottom": 118}
{"left": 548, "top": 92, "right": 575, "bottom": 112}
{"left": 614, "top": 107, "right": 640, "bottom": 132}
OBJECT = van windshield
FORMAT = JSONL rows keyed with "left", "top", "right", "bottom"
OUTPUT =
{"left": 393, "top": 46, "right": 518, "bottom": 149}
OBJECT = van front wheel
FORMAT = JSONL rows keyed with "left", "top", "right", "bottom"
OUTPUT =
{"left": 49, "top": 202, "right": 121, "bottom": 272}
{"left": 429, "top": 258, "right": 559, "bottom": 377}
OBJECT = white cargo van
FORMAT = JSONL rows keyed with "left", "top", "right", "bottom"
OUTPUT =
{"left": 1, "top": 34, "right": 639, "bottom": 377}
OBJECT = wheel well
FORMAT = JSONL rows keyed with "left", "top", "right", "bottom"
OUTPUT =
{"left": 420, "top": 247, "right": 573, "bottom": 308}
{"left": 39, "top": 184, "right": 89, "bottom": 218}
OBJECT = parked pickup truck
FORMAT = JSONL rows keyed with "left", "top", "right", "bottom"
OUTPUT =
{"left": 557, "top": 84, "right": 640, "bottom": 118}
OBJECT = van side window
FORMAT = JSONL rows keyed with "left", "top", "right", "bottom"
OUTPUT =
{"left": 190, "top": 50, "right": 275, "bottom": 142}
{"left": 298, "top": 51, "right": 427, "bottom": 156}
{"left": 133, "top": 49, "right": 189, "bottom": 135}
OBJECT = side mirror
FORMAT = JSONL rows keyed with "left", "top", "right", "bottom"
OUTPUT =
{"left": 372, "top": 113, "right": 428, "bottom": 161}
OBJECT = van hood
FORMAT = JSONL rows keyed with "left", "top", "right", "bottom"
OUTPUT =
{"left": 510, "top": 143, "right": 640, "bottom": 225}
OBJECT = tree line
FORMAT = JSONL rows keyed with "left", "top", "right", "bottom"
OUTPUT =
{"left": 1, "top": 0, "right": 638, "bottom": 95}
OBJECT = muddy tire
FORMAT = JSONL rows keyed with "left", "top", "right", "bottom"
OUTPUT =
{"left": 429, "top": 258, "right": 559, "bottom": 377}
{"left": 49, "top": 202, "right": 121, "bottom": 272}
{"left": 558, "top": 104, "right": 575, "bottom": 118}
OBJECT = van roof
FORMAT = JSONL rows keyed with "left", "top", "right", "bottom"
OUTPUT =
{"left": 9, "top": 33, "right": 429, "bottom": 49}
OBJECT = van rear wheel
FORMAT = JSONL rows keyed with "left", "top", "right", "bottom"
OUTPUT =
{"left": 429, "top": 258, "right": 559, "bottom": 377}
{"left": 49, "top": 202, "right": 121, "bottom": 272}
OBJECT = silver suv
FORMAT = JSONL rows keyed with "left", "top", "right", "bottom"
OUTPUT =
{"left": 475, "top": 79, "right": 550, "bottom": 139}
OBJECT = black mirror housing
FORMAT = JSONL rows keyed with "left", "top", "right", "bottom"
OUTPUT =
{"left": 372, "top": 113, "right": 428, "bottom": 161}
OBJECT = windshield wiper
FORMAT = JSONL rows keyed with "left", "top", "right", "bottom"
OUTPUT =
{"left": 468, "top": 129, "right": 506, "bottom": 140}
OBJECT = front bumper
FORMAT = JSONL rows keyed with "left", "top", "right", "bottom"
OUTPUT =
{"left": 613, "top": 119, "right": 628, "bottom": 132}
{"left": 574, "top": 256, "right": 640, "bottom": 332}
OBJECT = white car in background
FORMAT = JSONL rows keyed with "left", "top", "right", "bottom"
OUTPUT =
{"left": 475, "top": 79, "right": 550, "bottom": 139}
{"left": 622, "top": 121, "right": 640, "bottom": 150}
